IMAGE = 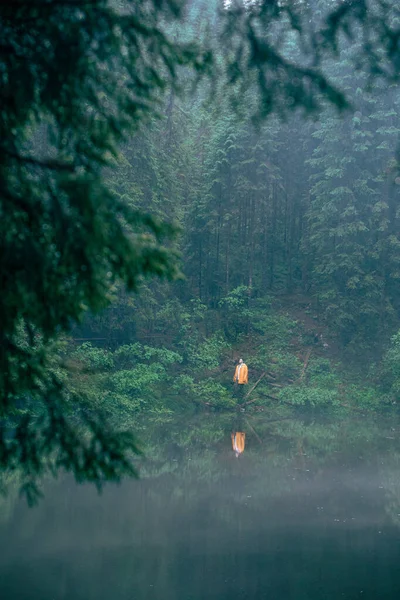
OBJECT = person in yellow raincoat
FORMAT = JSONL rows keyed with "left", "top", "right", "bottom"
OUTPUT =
{"left": 233, "top": 358, "right": 248, "bottom": 401}
{"left": 231, "top": 431, "right": 245, "bottom": 458}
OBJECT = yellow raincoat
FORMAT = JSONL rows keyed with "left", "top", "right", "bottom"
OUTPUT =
{"left": 233, "top": 362, "right": 248, "bottom": 384}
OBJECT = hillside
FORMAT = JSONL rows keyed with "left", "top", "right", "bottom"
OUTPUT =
{"left": 69, "top": 289, "right": 388, "bottom": 416}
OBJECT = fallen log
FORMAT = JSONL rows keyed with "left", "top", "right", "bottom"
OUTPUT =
{"left": 244, "top": 371, "right": 266, "bottom": 400}
{"left": 245, "top": 393, "right": 278, "bottom": 406}
{"left": 265, "top": 371, "right": 277, "bottom": 379}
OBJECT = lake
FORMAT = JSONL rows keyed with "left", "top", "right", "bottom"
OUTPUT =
{"left": 1, "top": 411, "right": 400, "bottom": 599}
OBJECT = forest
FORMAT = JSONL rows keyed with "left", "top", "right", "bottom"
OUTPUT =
{"left": 3, "top": 0, "right": 400, "bottom": 500}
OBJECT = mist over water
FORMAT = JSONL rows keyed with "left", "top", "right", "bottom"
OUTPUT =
{"left": 1, "top": 411, "right": 400, "bottom": 600}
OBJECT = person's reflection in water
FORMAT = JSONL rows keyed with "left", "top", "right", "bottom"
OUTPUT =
{"left": 231, "top": 431, "right": 245, "bottom": 457}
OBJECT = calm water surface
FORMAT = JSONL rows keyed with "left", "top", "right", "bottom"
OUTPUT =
{"left": 1, "top": 411, "right": 400, "bottom": 599}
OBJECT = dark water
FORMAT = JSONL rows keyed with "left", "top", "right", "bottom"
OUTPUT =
{"left": 1, "top": 411, "right": 400, "bottom": 600}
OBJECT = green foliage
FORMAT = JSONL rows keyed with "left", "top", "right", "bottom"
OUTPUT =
{"left": 343, "top": 384, "right": 382, "bottom": 410}
{"left": 0, "top": 336, "right": 141, "bottom": 504}
{"left": 277, "top": 384, "right": 340, "bottom": 408}
{"left": 186, "top": 333, "right": 229, "bottom": 371}
{"left": 7, "top": 0, "right": 393, "bottom": 397}
{"left": 1, "top": 0, "right": 212, "bottom": 404}
{"left": 218, "top": 286, "right": 251, "bottom": 339}
{"left": 382, "top": 331, "right": 400, "bottom": 378}
{"left": 72, "top": 341, "right": 184, "bottom": 414}
{"left": 114, "top": 344, "right": 182, "bottom": 367}
{"left": 219, "top": 286, "right": 250, "bottom": 311}
{"left": 269, "top": 357, "right": 344, "bottom": 408}
{"left": 379, "top": 331, "right": 400, "bottom": 400}
{"left": 110, "top": 366, "right": 164, "bottom": 400}
{"left": 72, "top": 342, "right": 114, "bottom": 371}
{"left": 256, "top": 312, "right": 298, "bottom": 348}
{"left": 173, "top": 376, "right": 236, "bottom": 409}
{"left": 307, "top": 358, "right": 340, "bottom": 389}
{"left": 71, "top": 335, "right": 235, "bottom": 412}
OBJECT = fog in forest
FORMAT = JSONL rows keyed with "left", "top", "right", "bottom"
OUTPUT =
{"left": 2, "top": 1, "right": 400, "bottom": 599}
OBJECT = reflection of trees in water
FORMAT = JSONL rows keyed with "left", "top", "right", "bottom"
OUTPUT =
{"left": 129, "top": 413, "right": 400, "bottom": 518}
{"left": 144, "top": 412, "right": 400, "bottom": 532}
{"left": 108, "top": 410, "right": 400, "bottom": 537}
{"left": 2, "top": 411, "right": 400, "bottom": 517}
